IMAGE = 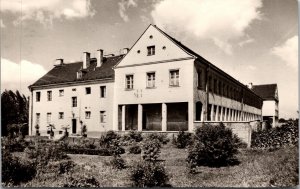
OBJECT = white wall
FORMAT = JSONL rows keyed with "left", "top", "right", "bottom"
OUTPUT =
{"left": 31, "top": 81, "right": 114, "bottom": 136}
{"left": 262, "top": 100, "right": 276, "bottom": 116}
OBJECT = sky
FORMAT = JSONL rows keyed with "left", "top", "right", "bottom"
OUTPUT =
{"left": 0, "top": 0, "right": 298, "bottom": 119}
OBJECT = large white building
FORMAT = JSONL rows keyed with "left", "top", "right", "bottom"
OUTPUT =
{"left": 28, "top": 25, "right": 264, "bottom": 137}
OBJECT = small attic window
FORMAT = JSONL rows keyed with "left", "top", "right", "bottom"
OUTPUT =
{"left": 162, "top": 46, "right": 166, "bottom": 50}
{"left": 137, "top": 50, "right": 140, "bottom": 54}
{"left": 149, "top": 35, "right": 153, "bottom": 39}
{"left": 77, "top": 71, "right": 83, "bottom": 79}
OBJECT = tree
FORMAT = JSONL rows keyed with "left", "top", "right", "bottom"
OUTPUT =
{"left": 1, "top": 90, "right": 29, "bottom": 136}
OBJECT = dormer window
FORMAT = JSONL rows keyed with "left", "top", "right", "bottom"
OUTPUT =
{"left": 147, "top": 46, "right": 155, "bottom": 56}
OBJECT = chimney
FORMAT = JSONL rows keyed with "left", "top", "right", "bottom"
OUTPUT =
{"left": 123, "top": 48, "right": 129, "bottom": 55}
{"left": 54, "top": 59, "right": 63, "bottom": 66}
{"left": 83, "top": 52, "right": 90, "bottom": 69}
{"left": 97, "top": 49, "right": 104, "bottom": 67}
{"left": 248, "top": 82, "right": 253, "bottom": 89}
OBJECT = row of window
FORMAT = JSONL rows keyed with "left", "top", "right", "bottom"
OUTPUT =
{"left": 35, "top": 111, "right": 107, "bottom": 124}
{"left": 196, "top": 68, "right": 261, "bottom": 109}
{"left": 125, "top": 69, "right": 180, "bottom": 89}
{"left": 36, "top": 86, "right": 106, "bottom": 102}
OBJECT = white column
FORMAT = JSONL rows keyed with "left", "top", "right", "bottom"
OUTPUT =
{"left": 234, "top": 110, "right": 237, "bottom": 121}
{"left": 210, "top": 105, "right": 214, "bottom": 121}
{"left": 121, "top": 105, "right": 125, "bottom": 131}
{"left": 220, "top": 107, "right": 223, "bottom": 121}
{"left": 162, "top": 103, "right": 167, "bottom": 131}
{"left": 216, "top": 105, "right": 219, "bottom": 121}
{"left": 138, "top": 104, "right": 143, "bottom": 131}
{"left": 224, "top": 108, "right": 227, "bottom": 121}
{"left": 188, "top": 101, "right": 194, "bottom": 132}
{"left": 201, "top": 105, "right": 204, "bottom": 122}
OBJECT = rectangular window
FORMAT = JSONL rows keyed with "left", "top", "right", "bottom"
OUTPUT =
{"left": 100, "top": 86, "right": 106, "bottom": 98}
{"left": 214, "top": 79, "right": 217, "bottom": 94}
{"left": 36, "top": 92, "right": 41, "bottom": 102}
{"left": 85, "top": 87, "right": 91, "bottom": 94}
{"left": 85, "top": 111, "right": 91, "bottom": 119}
{"left": 147, "top": 72, "right": 155, "bottom": 88}
{"left": 126, "top": 75, "right": 134, "bottom": 89}
{"left": 59, "top": 89, "right": 64, "bottom": 97}
{"left": 208, "top": 76, "right": 212, "bottom": 92}
{"left": 72, "top": 97, "right": 77, "bottom": 107}
{"left": 147, "top": 46, "right": 155, "bottom": 56}
{"left": 47, "top": 91, "right": 52, "bottom": 101}
{"left": 169, "top": 70, "right": 179, "bottom": 86}
{"left": 100, "top": 111, "right": 106, "bottom": 123}
{"left": 47, "top": 113, "right": 51, "bottom": 123}
{"left": 72, "top": 88, "right": 76, "bottom": 91}
{"left": 58, "top": 112, "right": 64, "bottom": 119}
{"left": 36, "top": 113, "right": 40, "bottom": 125}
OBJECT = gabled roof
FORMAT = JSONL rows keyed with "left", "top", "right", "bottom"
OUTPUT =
{"left": 251, "top": 84, "right": 278, "bottom": 101}
{"left": 29, "top": 55, "right": 124, "bottom": 89}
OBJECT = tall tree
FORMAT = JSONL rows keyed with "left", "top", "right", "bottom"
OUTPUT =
{"left": 1, "top": 90, "right": 29, "bottom": 136}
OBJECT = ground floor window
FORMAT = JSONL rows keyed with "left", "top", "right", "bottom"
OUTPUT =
{"left": 195, "top": 101, "right": 202, "bottom": 121}
{"left": 167, "top": 102, "right": 188, "bottom": 131}
{"left": 100, "top": 111, "right": 106, "bottom": 123}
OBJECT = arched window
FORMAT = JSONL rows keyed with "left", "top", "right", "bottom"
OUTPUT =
{"left": 195, "top": 101, "right": 203, "bottom": 121}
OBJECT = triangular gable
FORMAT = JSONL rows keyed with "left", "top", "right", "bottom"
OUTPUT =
{"left": 115, "top": 24, "right": 195, "bottom": 68}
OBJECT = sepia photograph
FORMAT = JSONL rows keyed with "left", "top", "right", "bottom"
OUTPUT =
{"left": 1, "top": 0, "right": 298, "bottom": 187}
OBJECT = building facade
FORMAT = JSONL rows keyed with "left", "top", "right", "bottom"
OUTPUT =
{"left": 28, "top": 25, "right": 263, "bottom": 137}
{"left": 252, "top": 84, "right": 279, "bottom": 127}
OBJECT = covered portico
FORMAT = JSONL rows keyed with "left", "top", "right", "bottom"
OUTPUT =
{"left": 118, "top": 102, "right": 189, "bottom": 132}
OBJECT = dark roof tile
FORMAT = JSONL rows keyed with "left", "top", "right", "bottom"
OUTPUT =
{"left": 251, "top": 84, "right": 278, "bottom": 101}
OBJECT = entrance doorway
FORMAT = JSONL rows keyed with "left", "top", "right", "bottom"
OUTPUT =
{"left": 72, "top": 119, "right": 77, "bottom": 134}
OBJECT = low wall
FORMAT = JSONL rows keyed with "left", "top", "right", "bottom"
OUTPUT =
{"left": 194, "top": 121, "right": 258, "bottom": 147}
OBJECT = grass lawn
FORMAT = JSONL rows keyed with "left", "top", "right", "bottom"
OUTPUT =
{"left": 21, "top": 143, "right": 298, "bottom": 187}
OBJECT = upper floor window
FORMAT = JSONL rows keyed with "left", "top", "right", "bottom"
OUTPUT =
{"left": 47, "top": 91, "right": 52, "bottom": 101}
{"left": 85, "top": 87, "right": 91, "bottom": 95}
{"left": 85, "top": 111, "right": 91, "bottom": 119}
{"left": 59, "top": 112, "right": 64, "bottom": 119}
{"left": 72, "top": 97, "right": 77, "bottom": 107}
{"left": 59, "top": 89, "right": 64, "bottom": 97}
{"left": 100, "top": 86, "right": 106, "bottom": 98}
{"left": 208, "top": 76, "right": 212, "bottom": 92}
{"left": 47, "top": 112, "right": 51, "bottom": 123}
{"left": 100, "top": 111, "right": 106, "bottom": 123}
{"left": 36, "top": 113, "right": 40, "bottom": 125}
{"left": 36, "top": 92, "right": 41, "bottom": 102}
{"left": 72, "top": 88, "right": 76, "bottom": 91}
{"left": 126, "top": 75, "right": 134, "bottom": 89}
{"left": 169, "top": 69, "right": 179, "bottom": 86}
{"left": 147, "top": 72, "right": 155, "bottom": 88}
{"left": 147, "top": 46, "right": 155, "bottom": 56}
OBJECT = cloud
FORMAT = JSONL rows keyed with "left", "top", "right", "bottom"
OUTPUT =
{"left": 0, "top": 20, "right": 6, "bottom": 28}
{"left": 271, "top": 35, "right": 298, "bottom": 69}
{"left": 238, "top": 38, "right": 254, "bottom": 47}
{"left": 151, "top": 0, "right": 262, "bottom": 54}
{"left": 1, "top": 0, "right": 95, "bottom": 27}
{"left": 1, "top": 58, "right": 47, "bottom": 94}
{"left": 246, "top": 65, "right": 256, "bottom": 70}
{"left": 118, "top": 0, "right": 137, "bottom": 22}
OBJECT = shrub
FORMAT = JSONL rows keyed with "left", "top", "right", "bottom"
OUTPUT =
{"left": 141, "top": 139, "right": 161, "bottom": 162}
{"left": 128, "top": 144, "right": 141, "bottom": 154}
{"left": 172, "top": 130, "right": 192, "bottom": 148}
{"left": 2, "top": 149, "right": 37, "bottom": 186}
{"left": 62, "top": 174, "right": 100, "bottom": 187}
{"left": 130, "top": 161, "right": 169, "bottom": 187}
{"left": 251, "top": 121, "right": 298, "bottom": 149}
{"left": 65, "top": 147, "right": 111, "bottom": 156}
{"left": 99, "top": 130, "right": 120, "bottom": 148}
{"left": 2, "top": 137, "right": 28, "bottom": 152}
{"left": 187, "top": 123, "right": 239, "bottom": 170}
{"left": 123, "top": 130, "right": 143, "bottom": 142}
{"left": 145, "top": 133, "right": 170, "bottom": 144}
{"left": 58, "top": 160, "right": 76, "bottom": 174}
{"left": 110, "top": 156, "right": 126, "bottom": 169}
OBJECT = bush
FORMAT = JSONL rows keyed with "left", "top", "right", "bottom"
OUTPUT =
{"left": 141, "top": 139, "right": 161, "bottom": 162}
{"left": 172, "top": 130, "right": 192, "bottom": 148}
{"left": 128, "top": 144, "right": 141, "bottom": 154}
{"left": 63, "top": 174, "right": 100, "bottom": 187}
{"left": 145, "top": 133, "right": 170, "bottom": 144}
{"left": 65, "top": 147, "right": 111, "bottom": 156}
{"left": 187, "top": 124, "right": 239, "bottom": 170}
{"left": 2, "top": 137, "right": 28, "bottom": 152}
{"left": 99, "top": 130, "right": 120, "bottom": 148}
{"left": 2, "top": 149, "right": 37, "bottom": 186}
{"left": 110, "top": 156, "right": 126, "bottom": 169}
{"left": 123, "top": 130, "right": 143, "bottom": 142}
{"left": 130, "top": 161, "right": 169, "bottom": 187}
{"left": 251, "top": 121, "right": 298, "bottom": 149}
